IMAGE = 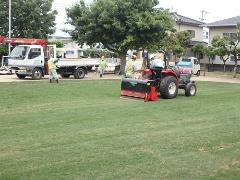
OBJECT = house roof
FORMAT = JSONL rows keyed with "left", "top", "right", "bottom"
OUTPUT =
{"left": 204, "top": 16, "right": 240, "bottom": 27}
{"left": 171, "top": 12, "right": 204, "bottom": 26}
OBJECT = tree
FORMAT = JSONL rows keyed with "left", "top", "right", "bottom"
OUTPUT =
{"left": 66, "top": 0, "right": 173, "bottom": 73}
{"left": 0, "top": 44, "right": 7, "bottom": 64}
{"left": 227, "top": 23, "right": 240, "bottom": 78}
{"left": 211, "top": 36, "right": 229, "bottom": 72}
{"left": 48, "top": 40, "right": 64, "bottom": 48}
{"left": 0, "top": 0, "right": 57, "bottom": 39}
{"left": 167, "top": 31, "right": 191, "bottom": 59}
{"left": 205, "top": 46, "right": 216, "bottom": 72}
{"left": 191, "top": 43, "right": 205, "bottom": 62}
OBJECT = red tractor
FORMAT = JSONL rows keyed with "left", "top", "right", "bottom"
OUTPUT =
{"left": 120, "top": 62, "right": 197, "bottom": 101}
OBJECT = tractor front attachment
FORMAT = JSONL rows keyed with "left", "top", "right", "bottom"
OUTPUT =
{"left": 120, "top": 78, "right": 158, "bottom": 101}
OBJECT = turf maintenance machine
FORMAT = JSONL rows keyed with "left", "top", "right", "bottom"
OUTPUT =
{"left": 120, "top": 61, "right": 197, "bottom": 101}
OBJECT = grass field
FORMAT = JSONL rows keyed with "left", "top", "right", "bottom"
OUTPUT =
{"left": 0, "top": 80, "right": 240, "bottom": 179}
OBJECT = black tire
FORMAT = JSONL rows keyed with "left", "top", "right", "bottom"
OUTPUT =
{"left": 32, "top": 68, "right": 42, "bottom": 80}
{"left": 185, "top": 83, "right": 197, "bottom": 96}
{"left": 196, "top": 70, "right": 200, "bottom": 76}
{"left": 74, "top": 68, "right": 85, "bottom": 79}
{"left": 60, "top": 74, "right": 70, "bottom": 78}
{"left": 159, "top": 76, "right": 178, "bottom": 99}
{"left": 87, "top": 66, "right": 93, "bottom": 71}
{"left": 16, "top": 73, "right": 26, "bottom": 79}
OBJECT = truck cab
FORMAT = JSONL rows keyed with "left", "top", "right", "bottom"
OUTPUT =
{"left": 8, "top": 45, "right": 45, "bottom": 79}
{"left": 8, "top": 45, "right": 56, "bottom": 79}
{"left": 176, "top": 57, "right": 200, "bottom": 76}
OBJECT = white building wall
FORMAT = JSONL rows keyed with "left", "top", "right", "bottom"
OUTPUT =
{"left": 174, "top": 23, "right": 203, "bottom": 42}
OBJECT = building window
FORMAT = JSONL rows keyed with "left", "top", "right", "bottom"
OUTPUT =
{"left": 202, "top": 31, "right": 209, "bottom": 39}
{"left": 205, "top": 31, "right": 209, "bottom": 39}
{"left": 223, "top": 32, "right": 237, "bottom": 39}
{"left": 187, "top": 30, "right": 195, "bottom": 38}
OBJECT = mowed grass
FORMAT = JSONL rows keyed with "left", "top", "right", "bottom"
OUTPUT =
{"left": 0, "top": 80, "right": 240, "bottom": 180}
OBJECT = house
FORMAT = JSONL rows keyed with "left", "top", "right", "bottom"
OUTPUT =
{"left": 169, "top": 12, "right": 206, "bottom": 60}
{"left": 137, "top": 13, "right": 206, "bottom": 62}
{"left": 171, "top": 12, "right": 205, "bottom": 44}
{"left": 204, "top": 15, "right": 240, "bottom": 67}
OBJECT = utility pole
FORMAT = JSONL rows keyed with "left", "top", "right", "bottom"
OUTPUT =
{"left": 200, "top": 10, "right": 208, "bottom": 22}
{"left": 8, "top": 0, "right": 11, "bottom": 55}
{"left": 200, "top": 10, "right": 208, "bottom": 76}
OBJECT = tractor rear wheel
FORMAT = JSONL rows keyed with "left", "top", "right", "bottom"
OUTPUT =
{"left": 159, "top": 76, "right": 178, "bottom": 99}
{"left": 185, "top": 83, "right": 197, "bottom": 96}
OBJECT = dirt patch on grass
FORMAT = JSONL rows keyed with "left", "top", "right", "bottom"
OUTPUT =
{"left": 1, "top": 72, "right": 240, "bottom": 83}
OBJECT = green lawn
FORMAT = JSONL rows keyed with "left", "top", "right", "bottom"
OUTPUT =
{"left": 0, "top": 80, "right": 240, "bottom": 179}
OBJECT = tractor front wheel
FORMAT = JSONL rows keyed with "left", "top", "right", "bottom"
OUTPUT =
{"left": 159, "top": 76, "right": 178, "bottom": 99}
{"left": 185, "top": 83, "right": 197, "bottom": 96}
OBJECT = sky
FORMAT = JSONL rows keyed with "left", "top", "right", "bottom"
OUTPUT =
{"left": 52, "top": 0, "right": 240, "bottom": 37}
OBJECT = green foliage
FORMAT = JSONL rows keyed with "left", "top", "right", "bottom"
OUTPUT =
{"left": 214, "top": 47, "right": 229, "bottom": 58}
{"left": 191, "top": 43, "right": 205, "bottom": 60}
{"left": 47, "top": 40, "right": 64, "bottom": 48}
{"left": 175, "top": 31, "right": 192, "bottom": 49}
{"left": 0, "top": 80, "right": 240, "bottom": 179}
{"left": 158, "top": 31, "right": 191, "bottom": 57}
{"left": 0, "top": 0, "right": 57, "bottom": 39}
{"left": 211, "top": 35, "right": 230, "bottom": 72}
{"left": 211, "top": 24, "right": 240, "bottom": 76}
{"left": 212, "top": 35, "right": 227, "bottom": 48}
{"left": 66, "top": 0, "right": 173, "bottom": 71}
{"left": 0, "top": 44, "right": 8, "bottom": 58}
{"left": 205, "top": 46, "right": 216, "bottom": 60}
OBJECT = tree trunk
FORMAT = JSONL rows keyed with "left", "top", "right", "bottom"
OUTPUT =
{"left": 208, "top": 57, "right": 211, "bottom": 72}
{"left": 203, "top": 62, "right": 206, "bottom": 76}
{"left": 212, "top": 59, "right": 214, "bottom": 72}
{"left": 233, "top": 60, "right": 238, "bottom": 78}
{"left": 119, "top": 51, "right": 127, "bottom": 75}
{"left": 223, "top": 61, "right": 226, "bottom": 72}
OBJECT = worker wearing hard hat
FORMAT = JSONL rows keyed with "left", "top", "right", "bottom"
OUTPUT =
{"left": 99, "top": 55, "right": 107, "bottom": 78}
{"left": 125, "top": 54, "right": 137, "bottom": 78}
{"left": 48, "top": 57, "right": 59, "bottom": 83}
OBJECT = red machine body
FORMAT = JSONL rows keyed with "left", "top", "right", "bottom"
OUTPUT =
{"left": 120, "top": 66, "right": 196, "bottom": 101}
{"left": 0, "top": 36, "right": 46, "bottom": 48}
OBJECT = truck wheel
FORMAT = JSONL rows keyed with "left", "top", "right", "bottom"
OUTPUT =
{"left": 32, "top": 68, "right": 42, "bottom": 80}
{"left": 74, "top": 68, "right": 85, "bottom": 79}
{"left": 60, "top": 74, "right": 70, "bottom": 78}
{"left": 16, "top": 73, "right": 26, "bottom": 79}
{"left": 185, "top": 83, "right": 197, "bottom": 96}
{"left": 159, "top": 76, "right": 178, "bottom": 99}
{"left": 196, "top": 70, "right": 200, "bottom": 76}
{"left": 87, "top": 66, "right": 93, "bottom": 71}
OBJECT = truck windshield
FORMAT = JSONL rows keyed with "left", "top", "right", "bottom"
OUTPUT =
{"left": 10, "top": 46, "right": 29, "bottom": 60}
{"left": 181, "top": 58, "right": 191, "bottom": 62}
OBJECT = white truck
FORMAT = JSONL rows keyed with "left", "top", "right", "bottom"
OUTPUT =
{"left": 56, "top": 58, "right": 99, "bottom": 79}
{"left": 176, "top": 57, "right": 201, "bottom": 76}
{"left": 0, "top": 37, "right": 101, "bottom": 80}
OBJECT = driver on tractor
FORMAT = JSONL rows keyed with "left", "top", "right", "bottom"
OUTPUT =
{"left": 125, "top": 54, "right": 137, "bottom": 78}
